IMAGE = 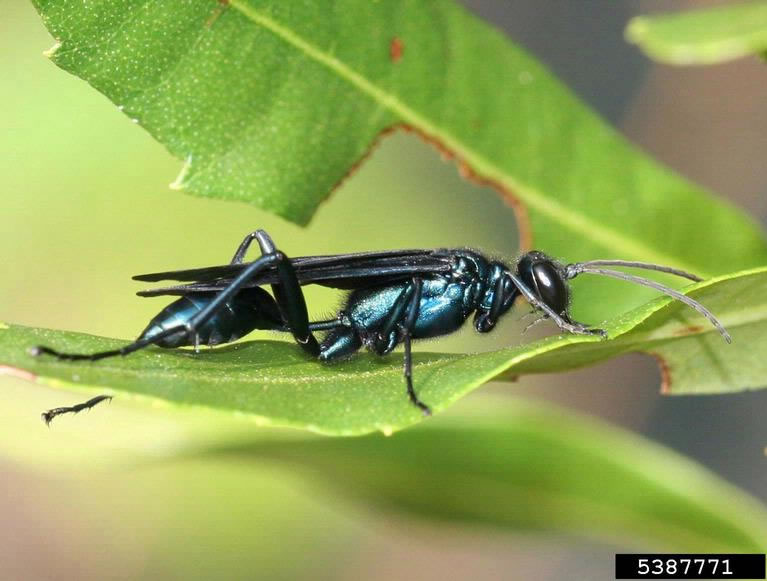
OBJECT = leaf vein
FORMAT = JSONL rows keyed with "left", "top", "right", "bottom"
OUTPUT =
{"left": 227, "top": 0, "right": 704, "bottom": 271}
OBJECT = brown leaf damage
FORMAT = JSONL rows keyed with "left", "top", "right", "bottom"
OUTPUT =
{"left": 649, "top": 352, "right": 672, "bottom": 395}
{"left": 390, "top": 37, "right": 404, "bottom": 62}
{"left": 205, "top": 0, "right": 230, "bottom": 28}
{"left": 0, "top": 365, "right": 37, "bottom": 382}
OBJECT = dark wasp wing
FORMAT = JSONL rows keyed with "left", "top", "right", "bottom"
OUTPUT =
{"left": 134, "top": 249, "right": 454, "bottom": 297}
{"left": 133, "top": 249, "right": 434, "bottom": 282}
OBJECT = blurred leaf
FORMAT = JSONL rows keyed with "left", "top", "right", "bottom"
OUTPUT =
{"left": 31, "top": 1, "right": 767, "bottom": 326}
{"left": 196, "top": 398, "right": 767, "bottom": 552}
{"left": 626, "top": 1, "right": 767, "bottom": 65}
{"left": 2, "top": 268, "right": 765, "bottom": 435}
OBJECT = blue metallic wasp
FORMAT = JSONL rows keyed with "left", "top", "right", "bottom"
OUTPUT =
{"left": 33, "top": 229, "right": 730, "bottom": 423}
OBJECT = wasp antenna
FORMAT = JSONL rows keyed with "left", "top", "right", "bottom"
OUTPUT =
{"left": 568, "top": 260, "right": 702, "bottom": 283}
{"left": 573, "top": 267, "right": 731, "bottom": 343}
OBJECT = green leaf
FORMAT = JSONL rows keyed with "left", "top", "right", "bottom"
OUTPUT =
{"left": 626, "top": 1, "right": 767, "bottom": 65}
{"left": 501, "top": 266, "right": 767, "bottom": 396}
{"left": 2, "top": 268, "right": 765, "bottom": 435}
{"left": 31, "top": 0, "right": 767, "bottom": 321}
{"left": 193, "top": 399, "right": 767, "bottom": 552}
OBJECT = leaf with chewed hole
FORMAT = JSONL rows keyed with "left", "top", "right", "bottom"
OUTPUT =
{"left": 2, "top": 268, "right": 765, "bottom": 435}
{"left": 627, "top": 1, "right": 767, "bottom": 65}
{"left": 30, "top": 0, "right": 767, "bottom": 323}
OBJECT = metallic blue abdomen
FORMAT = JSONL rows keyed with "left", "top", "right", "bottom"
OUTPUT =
{"left": 139, "top": 288, "right": 282, "bottom": 347}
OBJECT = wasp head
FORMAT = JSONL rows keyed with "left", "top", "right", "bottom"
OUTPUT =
{"left": 516, "top": 251, "right": 571, "bottom": 318}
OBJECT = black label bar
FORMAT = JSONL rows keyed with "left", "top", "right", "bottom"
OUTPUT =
{"left": 615, "top": 554, "right": 765, "bottom": 579}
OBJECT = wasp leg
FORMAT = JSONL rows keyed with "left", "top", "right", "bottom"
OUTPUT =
{"left": 508, "top": 273, "right": 607, "bottom": 338}
{"left": 518, "top": 308, "right": 538, "bottom": 322}
{"left": 309, "top": 319, "right": 347, "bottom": 332}
{"left": 41, "top": 395, "right": 112, "bottom": 426}
{"left": 372, "top": 283, "right": 418, "bottom": 354}
{"left": 248, "top": 230, "right": 320, "bottom": 357}
{"left": 474, "top": 275, "right": 505, "bottom": 333}
{"left": 229, "top": 230, "right": 262, "bottom": 264}
{"left": 273, "top": 318, "right": 349, "bottom": 334}
{"left": 29, "top": 322, "right": 206, "bottom": 361}
{"left": 521, "top": 314, "right": 547, "bottom": 335}
{"left": 368, "top": 278, "right": 429, "bottom": 415}
{"left": 399, "top": 278, "right": 430, "bottom": 415}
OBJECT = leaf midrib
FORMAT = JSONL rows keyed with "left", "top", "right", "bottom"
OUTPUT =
{"left": 228, "top": 0, "right": 705, "bottom": 273}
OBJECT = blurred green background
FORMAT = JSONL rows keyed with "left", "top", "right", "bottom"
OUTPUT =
{"left": 2, "top": 1, "right": 766, "bottom": 579}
